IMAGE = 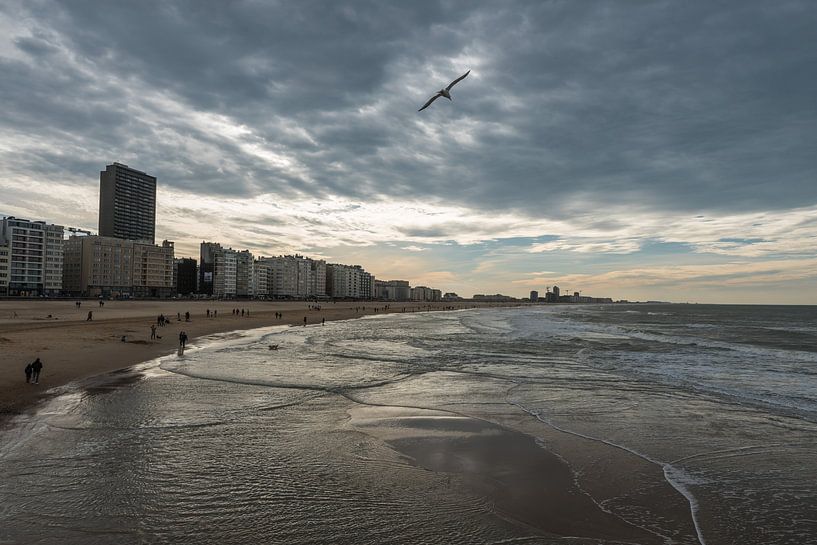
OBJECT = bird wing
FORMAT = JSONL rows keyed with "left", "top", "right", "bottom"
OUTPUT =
{"left": 445, "top": 70, "right": 470, "bottom": 91}
{"left": 418, "top": 92, "right": 443, "bottom": 112}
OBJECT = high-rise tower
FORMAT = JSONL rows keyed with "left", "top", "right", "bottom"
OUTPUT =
{"left": 99, "top": 163, "right": 156, "bottom": 243}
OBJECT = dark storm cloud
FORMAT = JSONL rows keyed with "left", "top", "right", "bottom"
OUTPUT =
{"left": 1, "top": 0, "right": 815, "bottom": 216}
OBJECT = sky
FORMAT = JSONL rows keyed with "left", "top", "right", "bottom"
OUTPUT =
{"left": 1, "top": 1, "right": 815, "bottom": 303}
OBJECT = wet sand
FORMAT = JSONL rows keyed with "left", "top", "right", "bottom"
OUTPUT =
{"left": 349, "top": 405, "right": 700, "bottom": 544}
{"left": 0, "top": 303, "right": 711, "bottom": 544}
{"left": 0, "top": 299, "right": 497, "bottom": 421}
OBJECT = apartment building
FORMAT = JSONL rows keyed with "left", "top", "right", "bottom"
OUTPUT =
{"left": 99, "top": 163, "right": 157, "bottom": 243}
{"left": 375, "top": 279, "right": 410, "bottom": 301}
{"left": 62, "top": 235, "right": 174, "bottom": 297}
{"left": 326, "top": 263, "right": 374, "bottom": 299}
{"left": 0, "top": 216, "right": 64, "bottom": 296}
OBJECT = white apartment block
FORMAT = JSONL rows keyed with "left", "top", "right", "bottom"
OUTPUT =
{"left": 0, "top": 216, "right": 64, "bottom": 295}
{"left": 256, "top": 255, "right": 327, "bottom": 298}
{"left": 215, "top": 248, "right": 238, "bottom": 297}
{"left": 258, "top": 256, "right": 298, "bottom": 297}
{"left": 252, "top": 260, "right": 272, "bottom": 297}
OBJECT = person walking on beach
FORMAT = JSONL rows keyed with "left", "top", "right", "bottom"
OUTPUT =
{"left": 24, "top": 362, "right": 32, "bottom": 383}
{"left": 322, "top": 318, "right": 325, "bottom": 326}
{"left": 185, "top": 311, "right": 190, "bottom": 322}
{"left": 303, "top": 316, "right": 307, "bottom": 326}
{"left": 150, "top": 324, "right": 157, "bottom": 340}
{"left": 86, "top": 311, "right": 93, "bottom": 321}
{"left": 30, "top": 358, "right": 43, "bottom": 384}
{"left": 179, "top": 331, "right": 188, "bottom": 349}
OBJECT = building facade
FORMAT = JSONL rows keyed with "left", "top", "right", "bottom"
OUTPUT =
{"left": 326, "top": 264, "right": 374, "bottom": 299}
{"left": 175, "top": 258, "right": 197, "bottom": 295}
{"left": 375, "top": 279, "right": 411, "bottom": 301}
{"left": 236, "top": 250, "right": 254, "bottom": 297}
{"left": 99, "top": 163, "right": 157, "bottom": 243}
{"left": 198, "top": 242, "right": 220, "bottom": 295}
{"left": 214, "top": 248, "right": 238, "bottom": 297}
{"left": 0, "top": 241, "right": 9, "bottom": 295}
{"left": 252, "top": 260, "right": 272, "bottom": 297}
{"left": 0, "top": 216, "right": 64, "bottom": 296}
{"left": 256, "top": 255, "right": 327, "bottom": 298}
{"left": 62, "top": 235, "right": 174, "bottom": 297}
{"left": 199, "top": 242, "right": 253, "bottom": 298}
{"left": 410, "top": 286, "right": 442, "bottom": 302}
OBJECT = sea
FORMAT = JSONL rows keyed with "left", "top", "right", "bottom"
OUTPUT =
{"left": 1, "top": 304, "right": 815, "bottom": 544}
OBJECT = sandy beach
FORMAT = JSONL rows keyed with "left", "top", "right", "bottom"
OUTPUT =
{"left": 0, "top": 299, "right": 497, "bottom": 420}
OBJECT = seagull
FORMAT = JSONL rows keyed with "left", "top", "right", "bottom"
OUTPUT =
{"left": 418, "top": 70, "right": 470, "bottom": 112}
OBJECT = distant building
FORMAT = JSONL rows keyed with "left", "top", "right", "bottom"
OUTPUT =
{"left": 0, "top": 241, "right": 9, "bottom": 295}
{"left": 214, "top": 247, "right": 238, "bottom": 297}
{"left": 256, "top": 255, "right": 327, "bottom": 298}
{"left": 472, "top": 294, "right": 517, "bottom": 302}
{"left": 375, "top": 280, "right": 411, "bottom": 301}
{"left": 552, "top": 285, "right": 560, "bottom": 299}
{"left": 98, "top": 163, "right": 157, "bottom": 244}
{"left": 410, "top": 286, "right": 442, "bottom": 302}
{"left": 175, "top": 258, "right": 197, "bottom": 295}
{"left": 309, "top": 258, "right": 327, "bottom": 297}
{"left": 442, "top": 292, "right": 463, "bottom": 301}
{"left": 63, "top": 235, "right": 174, "bottom": 297}
{"left": 326, "top": 263, "right": 374, "bottom": 299}
{"left": 0, "top": 216, "right": 64, "bottom": 296}
{"left": 530, "top": 290, "right": 539, "bottom": 302}
{"left": 198, "top": 242, "right": 220, "bottom": 295}
{"left": 236, "top": 250, "right": 254, "bottom": 297}
{"left": 259, "top": 256, "right": 298, "bottom": 297}
{"left": 198, "top": 242, "right": 255, "bottom": 298}
{"left": 252, "top": 260, "right": 273, "bottom": 297}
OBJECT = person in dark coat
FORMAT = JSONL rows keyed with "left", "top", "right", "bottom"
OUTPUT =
{"left": 31, "top": 358, "right": 43, "bottom": 384}
{"left": 24, "top": 363, "right": 32, "bottom": 383}
{"left": 179, "top": 331, "right": 188, "bottom": 349}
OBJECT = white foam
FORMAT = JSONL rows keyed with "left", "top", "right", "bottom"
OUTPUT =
{"left": 510, "top": 398, "right": 708, "bottom": 545}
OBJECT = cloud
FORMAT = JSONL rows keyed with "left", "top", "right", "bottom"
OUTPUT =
{"left": 1, "top": 1, "right": 815, "bottom": 301}
{"left": 2, "top": 1, "right": 815, "bottom": 214}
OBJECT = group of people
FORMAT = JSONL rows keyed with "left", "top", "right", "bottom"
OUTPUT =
{"left": 24, "top": 358, "right": 43, "bottom": 384}
{"left": 231, "top": 308, "right": 249, "bottom": 317}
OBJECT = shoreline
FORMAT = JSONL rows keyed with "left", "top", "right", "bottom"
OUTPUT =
{"left": 0, "top": 299, "right": 519, "bottom": 424}
{"left": 0, "top": 300, "right": 708, "bottom": 543}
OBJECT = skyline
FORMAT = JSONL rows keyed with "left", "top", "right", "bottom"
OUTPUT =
{"left": 1, "top": 2, "right": 816, "bottom": 303}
